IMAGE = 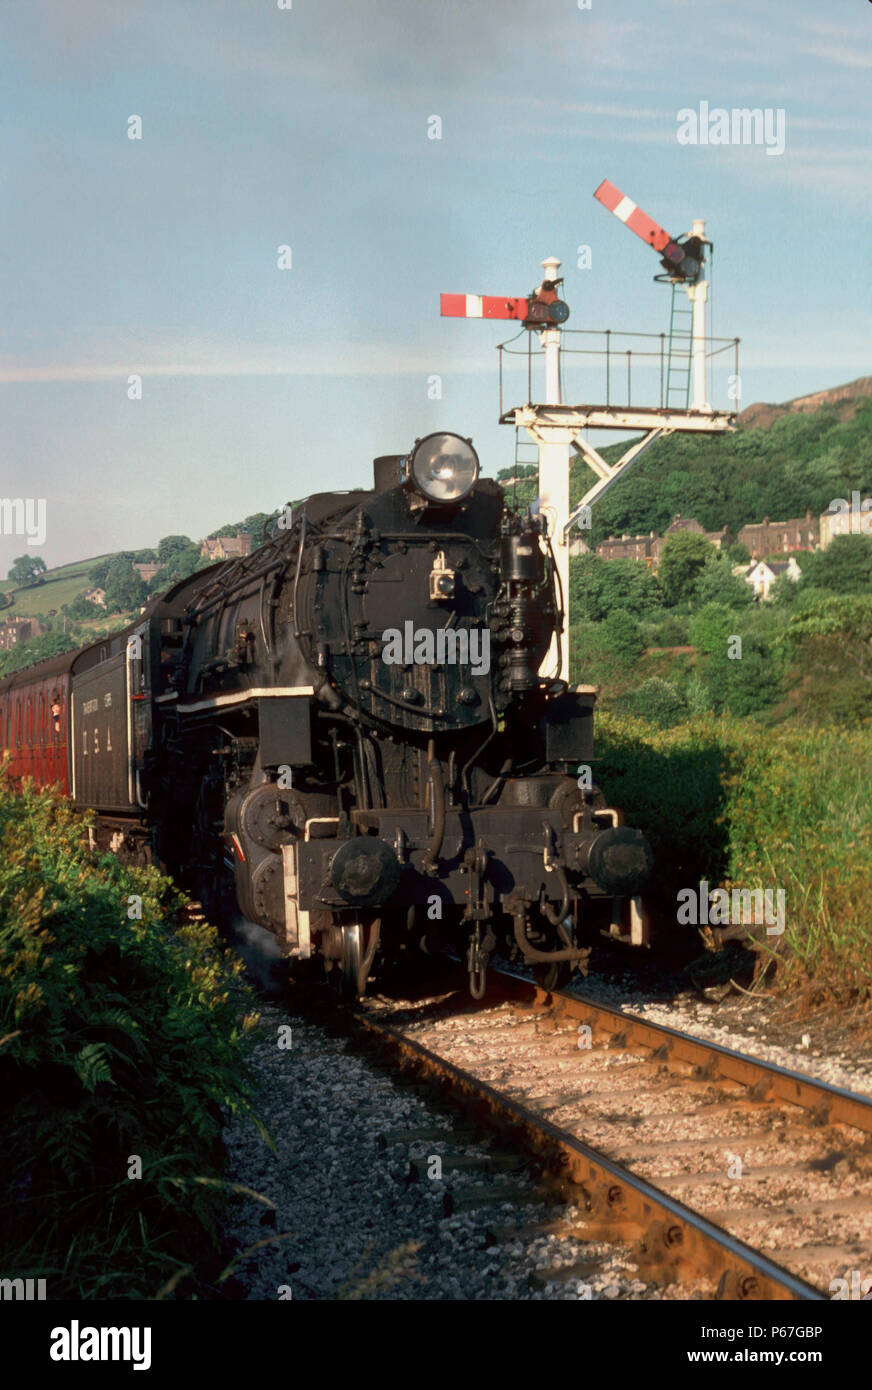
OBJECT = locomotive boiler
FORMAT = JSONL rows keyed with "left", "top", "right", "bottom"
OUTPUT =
{"left": 0, "top": 432, "right": 652, "bottom": 996}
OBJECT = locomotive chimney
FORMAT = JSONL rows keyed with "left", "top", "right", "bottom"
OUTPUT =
{"left": 373, "top": 455, "right": 405, "bottom": 492}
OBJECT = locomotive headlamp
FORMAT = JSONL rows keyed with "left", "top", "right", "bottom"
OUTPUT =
{"left": 407, "top": 433, "right": 479, "bottom": 503}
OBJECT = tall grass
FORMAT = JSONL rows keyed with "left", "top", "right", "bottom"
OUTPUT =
{"left": 0, "top": 760, "right": 264, "bottom": 1298}
{"left": 595, "top": 714, "right": 872, "bottom": 1008}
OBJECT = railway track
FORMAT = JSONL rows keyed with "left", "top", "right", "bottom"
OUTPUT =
{"left": 354, "top": 971, "right": 872, "bottom": 1301}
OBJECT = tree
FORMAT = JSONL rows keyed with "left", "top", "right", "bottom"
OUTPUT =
{"left": 100, "top": 555, "right": 148, "bottom": 613}
{"left": 62, "top": 596, "right": 103, "bottom": 621}
{"left": 154, "top": 535, "right": 202, "bottom": 585}
{"left": 690, "top": 602, "right": 734, "bottom": 657}
{"left": 157, "top": 534, "right": 197, "bottom": 566}
{"left": 770, "top": 572, "right": 800, "bottom": 606}
{"left": 720, "top": 643, "right": 779, "bottom": 718}
{"left": 694, "top": 554, "right": 754, "bottom": 610}
{"left": 601, "top": 610, "right": 644, "bottom": 666}
{"left": 658, "top": 532, "right": 714, "bottom": 607}
{"left": 569, "top": 554, "right": 661, "bottom": 622}
{"left": 89, "top": 553, "right": 136, "bottom": 589}
{"left": 242, "top": 512, "right": 281, "bottom": 548}
{"left": 8, "top": 555, "right": 47, "bottom": 586}
{"left": 782, "top": 595, "right": 872, "bottom": 704}
{"left": 0, "top": 630, "right": 77, "bottom": 677}
{"left": 726, "top": 541, "right": 751, "bottom": 565}
{"left": 797, "top": 534, "right": 872, "bottom": 596}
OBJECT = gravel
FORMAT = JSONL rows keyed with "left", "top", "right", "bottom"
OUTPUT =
{"left": 221, "top": 1002, "right": 681, "bottom": 1300}
{"left": 565, "top": 968, "right": 872, "bottom": 1098}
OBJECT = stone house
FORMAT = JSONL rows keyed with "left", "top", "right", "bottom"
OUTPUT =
{"left": 200, "top": 530, "right": 253, "bottom": 562}
{"left": 0, "top": 616, "right": 42, "bottom": 650}
{"left": 738, "top": 510, "right": 819, "bottom": 558}
{"left": 596, "top": 516, "right": 731, "bottom": 571}
{"left": 132, "top": 562, "right": 161, "bottom": 583}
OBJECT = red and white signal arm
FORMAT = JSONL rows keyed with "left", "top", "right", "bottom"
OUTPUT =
{"left": 440, "top": 294, "right": 529, "bottom": 320}
{"left": 593, "top": 179, "right": 684, "bottom": 265}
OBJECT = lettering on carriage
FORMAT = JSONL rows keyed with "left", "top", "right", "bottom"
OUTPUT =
{"left": 104, "top": 693, "right": 112, "bottom": 708}
{"left": 83, "top": 699, "right": 99, "bottom": 715}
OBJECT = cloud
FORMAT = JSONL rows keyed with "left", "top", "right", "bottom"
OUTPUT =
{"left": 794, "top": 42, "right": 872, "bottom": 71}
{"left": 0, "top": 335, "right": 494, "bottom": 384}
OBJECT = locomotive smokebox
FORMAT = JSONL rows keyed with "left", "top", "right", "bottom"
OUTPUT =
{"left": 330, "top": 836, "right": 401, "bottom": 907}
{"left": 583, "top": 826, "right": 653, "bottom": 897}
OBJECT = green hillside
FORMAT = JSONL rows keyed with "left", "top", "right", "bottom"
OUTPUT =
{"left": 0, "top": 554, "right": 113, "bottom": 594}
{"left": 572, "top": 389, "right": 872, "bottom": 545}
{"left": 2, "top": 574, "right": 99, "bottom": 616}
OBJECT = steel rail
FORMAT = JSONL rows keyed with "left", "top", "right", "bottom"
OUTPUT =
{"left": 505, "top": 978, "right": 872, "bottom": 1135}
{"left": 353, "top": 1007, "right": 824, "bottom": 1301}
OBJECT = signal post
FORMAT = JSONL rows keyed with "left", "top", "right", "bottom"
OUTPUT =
{"left": 441, "top": 183, "right": 739, "bottom": 681}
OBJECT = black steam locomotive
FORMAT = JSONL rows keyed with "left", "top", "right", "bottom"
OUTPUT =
{"left": 1, "top": 433, "right": 652, "bottom": 995}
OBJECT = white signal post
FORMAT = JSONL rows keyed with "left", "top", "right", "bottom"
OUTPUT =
{"left": 528, "top": 257, "right": 573, "bottom": 682}
{"left": 688, "top": 218, "right": 710, "bottom": 411}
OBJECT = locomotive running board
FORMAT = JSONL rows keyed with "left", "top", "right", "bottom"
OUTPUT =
{"left": 155, "top": 685, "right": 314, "bottom": 711}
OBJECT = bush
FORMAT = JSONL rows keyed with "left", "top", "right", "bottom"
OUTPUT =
{"left": 694, "top": 555, "right": 754, "bottom": 610}
{"left": 642, "top": 612, "right": 691, "bottom": 648}
{"left": 0, "top": 766, "right": 262, "bottom": 1298}
{"left": 690, "top": 602, "right": 734, "bottom": 657}
{"left": 601, "top": 611, "right": 644, "bottom": 665}
{"left": 595, "top": 713, "right": 872, "bottom": 1009}
{"left": 624, "top": 677, "right": 687, "bottom": 729}
{"left": 779, "top": 594, "right": 872, "bottom": 724}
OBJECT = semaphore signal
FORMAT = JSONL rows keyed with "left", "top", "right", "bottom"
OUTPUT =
{"left": 439, "top": 184, "right": 739, "bottom": 681}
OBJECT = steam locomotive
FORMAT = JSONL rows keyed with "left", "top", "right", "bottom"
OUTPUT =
{"left": 0, "top": 433, "right": 652, "bottom": 996}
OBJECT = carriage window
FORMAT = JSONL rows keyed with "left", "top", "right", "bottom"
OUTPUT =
{"left": 15, "top": 698, "right": 22, "bottom": 747}
{"left": 26, "top": 696, "right": 34, "bottom": 745}
{"left": 38, "top": 693, "right": 46, "bottom": 745}
{"left": 51, "top": 690, "right": 63, "bottom": 744}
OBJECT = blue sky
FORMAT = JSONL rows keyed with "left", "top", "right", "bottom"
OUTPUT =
{"left": 1, "top": 0, "right": 870, "bottom": 573}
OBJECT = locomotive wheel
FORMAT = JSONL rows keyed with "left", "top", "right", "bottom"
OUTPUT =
{"left": 324, "top": 921, "right": 365, "bottom": 1000}
{"left": 533, "top": 959, "right": 574, "bottom": 993}
{"left": 340, "top": 922, "right": 363, "bottom": 998}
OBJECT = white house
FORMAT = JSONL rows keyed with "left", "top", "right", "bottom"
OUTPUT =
{"left": 743, "top": 555, "right": 802, "bottom": 601}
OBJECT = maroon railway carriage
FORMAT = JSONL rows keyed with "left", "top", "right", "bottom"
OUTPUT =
{"left": 0, "top": 649, "right": 75, "bottom": 792}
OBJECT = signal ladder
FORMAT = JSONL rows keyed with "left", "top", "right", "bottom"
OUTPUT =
{"left": 665, "top": 283, "right": 693, "bottom": 409}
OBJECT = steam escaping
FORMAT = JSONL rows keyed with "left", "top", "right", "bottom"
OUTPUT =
{"left": 226, "top": 914, "right": 288, "bottom": 997}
